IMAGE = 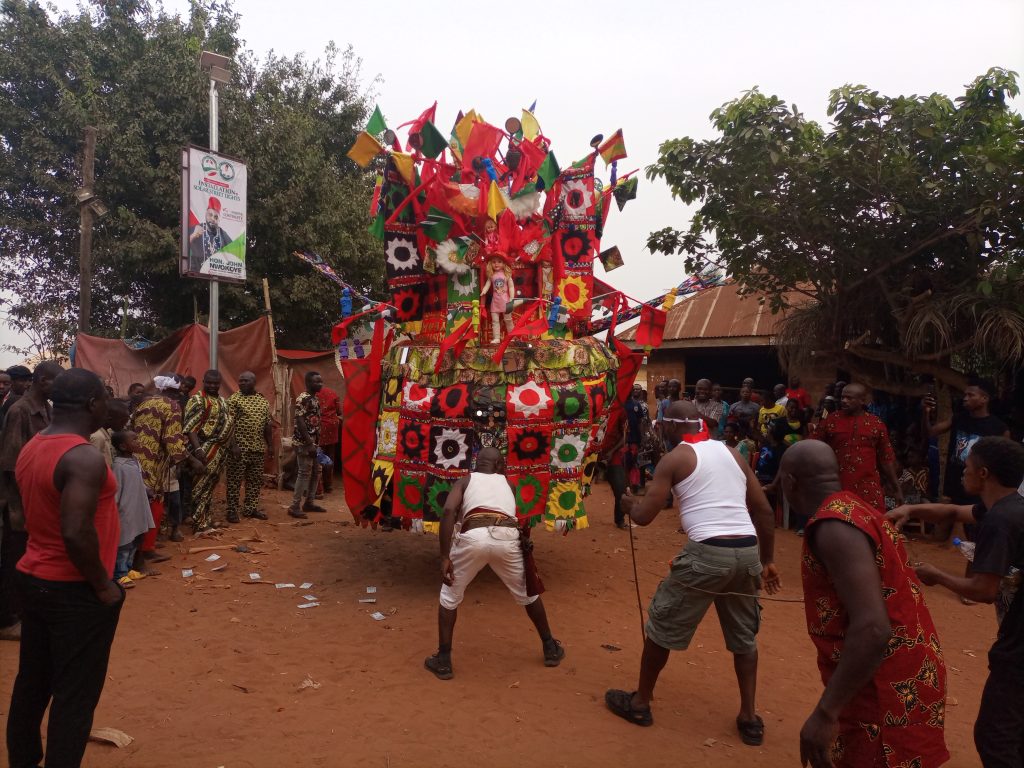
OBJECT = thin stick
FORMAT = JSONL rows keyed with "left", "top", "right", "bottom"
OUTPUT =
{"left": 627, "top": 522, "right": 645, "bottom": 645}
{"left": 186, "top": 545, "right": 234, "bottom": 554}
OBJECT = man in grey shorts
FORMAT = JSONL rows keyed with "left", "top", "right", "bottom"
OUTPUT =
{"left": 605, "top": 401, "right": 781, "bottom": 745}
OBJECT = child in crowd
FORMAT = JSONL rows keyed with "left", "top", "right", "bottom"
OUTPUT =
{"left": 723, "top": 422, "right": 754, "bottom": 464}
{"left": 112, "top": 430, "right": 155, "bottom": 587}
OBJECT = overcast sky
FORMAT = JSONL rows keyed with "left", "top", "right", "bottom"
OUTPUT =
{"left": 2, "top": 0, "right": 1022, "bottom": 366}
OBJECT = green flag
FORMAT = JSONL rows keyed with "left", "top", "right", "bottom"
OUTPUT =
{"left": 421, "top": 207, "right": 453, "bottom": 242}
{"left": 418, "top": 121, "right": 448, "bottom": 159}
{"left": 613, "top": 176, "right": 638, "bottom": 211}
{"left": 368, "top": 213, "right": 385, "bottom": 241}
{"left": 536, "top": 151, "right": 559, "bottom": 191}
{"left": 366, "top": 104, "right": 387, "bottom": 136}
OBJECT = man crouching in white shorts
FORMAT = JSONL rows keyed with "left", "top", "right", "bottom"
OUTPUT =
{"left": 425, "top": 447, "right": 565, "bottom": 680}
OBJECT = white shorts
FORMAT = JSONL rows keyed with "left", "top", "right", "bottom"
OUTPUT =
{"left": 439, "top": 527, "right": 538, "bottom": 610}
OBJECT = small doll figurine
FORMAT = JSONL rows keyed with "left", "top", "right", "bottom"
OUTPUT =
{"left": 482, "top": 218, "right": 500, "bottom": 252}
{"left": 481, "top": 255, "right": 515, "bottom": 344}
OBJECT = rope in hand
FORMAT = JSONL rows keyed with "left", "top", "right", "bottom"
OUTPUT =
{"left": 627, "top": 522, "right": 646, "bottom": 645}
{"left": 640, "top": 569, "right": 806, "bottom": 603}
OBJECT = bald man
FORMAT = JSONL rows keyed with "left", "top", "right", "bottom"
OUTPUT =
{"left": 425, "top": 447, "right": 563, "bottom": 680}
{"left": 779, "top": 440, "right": 948, "bottom": 768}
{"left": 605, "top": 401, "right": 780, "bottom": 744}
{"left": 693, "top": 378, "right": 723, "bottom": 433}
{"left": 817, "top": 383, "right": 902, "bottom": 512}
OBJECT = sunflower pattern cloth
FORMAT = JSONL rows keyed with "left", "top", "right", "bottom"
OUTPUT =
{"left": 363, "top": 338, "right": 619, "bottom": 532}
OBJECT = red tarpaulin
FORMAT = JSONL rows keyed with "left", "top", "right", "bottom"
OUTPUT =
{"left": 75, "top": 319, "right": 276, "bottom": 400}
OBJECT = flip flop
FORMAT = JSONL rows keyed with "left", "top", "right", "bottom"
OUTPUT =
{"left": 736, "top": 714, "right": 765, "bottom": 746}
{"left": 424, "top": 653, "right": 453, "bottom": 680}
{"left": 604, "top": 689, "right": 653, "bottom": 726}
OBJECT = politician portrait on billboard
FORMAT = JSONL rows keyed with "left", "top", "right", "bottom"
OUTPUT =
{"left": 181, "top": 146, "right": 247, "bottom": 282}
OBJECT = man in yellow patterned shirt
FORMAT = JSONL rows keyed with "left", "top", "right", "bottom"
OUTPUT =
{"left": 226, "top": 371, "right": 273, "bottom": 521}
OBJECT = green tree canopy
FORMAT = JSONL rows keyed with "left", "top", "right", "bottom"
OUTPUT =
{"left": 0, "top": 0, "right": 381, "bottom": 355}
{"left": 647, "top": 68, "right": 1024, "bottom": 394}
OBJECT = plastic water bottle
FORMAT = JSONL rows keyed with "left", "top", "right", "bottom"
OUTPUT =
{"left": 952, "top": 537, "right": 975, "bottom": 562}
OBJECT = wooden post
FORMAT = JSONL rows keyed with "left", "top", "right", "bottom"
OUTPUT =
{"left": 262, "top": 277, "right": 284, "bottom": 487}
{"left": 262, "top": 277, "right": 278, "bottom": 364}
{"left": 78, "top": 126, "right": 97, "bottom": 333}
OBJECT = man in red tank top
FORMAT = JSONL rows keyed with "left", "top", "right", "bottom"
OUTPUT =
{"left": 779, "top": 440, "right": 948, "bottom": 768}
{"left": 7, "top": 369, "right": 125, "bottom": 768}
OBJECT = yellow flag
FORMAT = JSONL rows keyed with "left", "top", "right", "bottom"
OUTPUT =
{"left": 391, "top": 151, "right": 416, "bottom": 187}
{"left": 487, "top": 180, "right": 506, "bottom": 220}
{"left": 521, "top": 109, "right": 541, "bottom": 140}
{"left": 346, "top": 131, "right": 383, "bottom": 167}
{"left": 455, "top": 109, "right": 481, "bottom": 152}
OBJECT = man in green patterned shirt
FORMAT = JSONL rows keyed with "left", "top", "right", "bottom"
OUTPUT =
{"left": 288, "top": 371, "right": 325, "bottom": 519}
{"left": 226, "top": 371, "right": 273, "bottom": 521}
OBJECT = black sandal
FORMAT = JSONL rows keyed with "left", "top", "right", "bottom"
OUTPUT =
{"left": 604, "top": 689, "right": 653, "bottom": 726}
{"left": 424, "top": 653, "right": 453, "bottom": 680}
{"left": 543, "top": 637, "right": 565, "bottom": 667}
{"left": 736, "top": 714, "right": 765, "bottom": 746}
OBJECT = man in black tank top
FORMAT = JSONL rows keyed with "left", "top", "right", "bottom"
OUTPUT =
{"left": 604, "top": 401, "right": 781, "bottom": 746}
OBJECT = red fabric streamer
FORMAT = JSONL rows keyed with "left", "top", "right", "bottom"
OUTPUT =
{"left": 434, "top": 318, "right": 477, "bottom": 374}
{"left": 331, "top": 302, "right": 387, "bottom": 344}
{"left": 601, "top": 303, "right": 644, "bottom": 454}
{"left": 490, "top": 300, "right": 548, "bottom": 363}
{"left": 397, "top": 101, "right": 437, "bottom": 148}
{"left": 340, "top": 319, "right": 392, "bottom": 516}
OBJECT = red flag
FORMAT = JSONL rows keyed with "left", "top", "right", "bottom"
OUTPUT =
{"left": 461, "top": 121, "right": 505, "bottom": 174}
{"left": 490, "top": 300, "right": 547, "bottom": 363}
{"left": 635, "top": 304, "right": 667, "bottom": 348}
{"left": 340, "top": 319, "right": 393, "bottom": 517}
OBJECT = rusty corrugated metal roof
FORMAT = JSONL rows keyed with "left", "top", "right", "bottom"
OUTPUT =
{"left": 618, "top": 280, "right": 798, "bottom": 343}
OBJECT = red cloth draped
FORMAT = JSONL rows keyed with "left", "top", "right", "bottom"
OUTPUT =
{"left": 340, "top": 320, "right": 391, "bottom": 515}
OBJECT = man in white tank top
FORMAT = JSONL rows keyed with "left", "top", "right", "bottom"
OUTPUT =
{"left": 605, "top": 401, "right": 781, "bottom": 746}
{"left": 424, "top": 447, "right": 564, "bottom": 680}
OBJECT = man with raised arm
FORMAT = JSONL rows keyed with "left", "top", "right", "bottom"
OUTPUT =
{"left": 888, "top": 436, "right": 1023, "bottom": 768}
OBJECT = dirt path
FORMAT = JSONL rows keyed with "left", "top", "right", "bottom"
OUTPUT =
{"left": 0, "top": 484, "right": 991, "bottom": 767}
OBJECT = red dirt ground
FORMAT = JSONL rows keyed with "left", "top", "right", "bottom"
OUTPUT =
{"left": 0, "top": 484, "right": 992, "bottom": 768}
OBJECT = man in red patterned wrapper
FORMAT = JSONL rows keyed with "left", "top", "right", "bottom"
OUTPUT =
{"left": 818, "top": 383, "right": 903, "bottom": 512}
{"left": 779, "top": 440, "right": 948, "bottom": 768}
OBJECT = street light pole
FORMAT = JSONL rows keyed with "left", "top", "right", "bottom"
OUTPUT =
{"left": 200, "top": 50, "right": 230, "bottom": 370}
{"left": 208, "top": 76, "right": 220, "bottom": 371}
{"left": 78, "top": 126, "right": 97, "bottom": 334}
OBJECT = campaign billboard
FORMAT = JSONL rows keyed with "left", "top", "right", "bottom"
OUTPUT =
{"left": 181, "top": 146, "right": 247, "bottom": 282}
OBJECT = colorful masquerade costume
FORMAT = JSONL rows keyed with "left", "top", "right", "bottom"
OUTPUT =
{"left": 183, "top": 393, "right": 234, "bottom": 531}
{"left": 339, "top": 103, "right": 651, "bottom": 534}
{"left": 802, "top": 491, "right": 949, "bottom": 768}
